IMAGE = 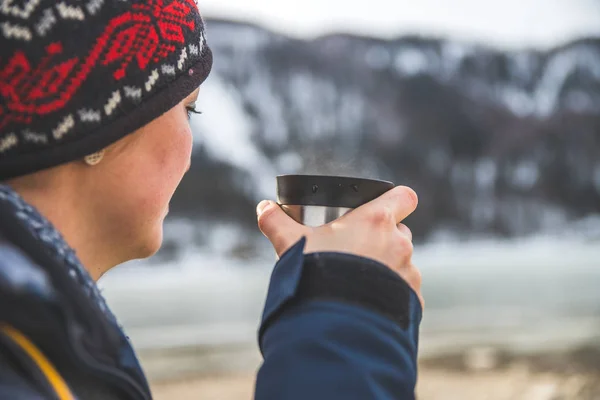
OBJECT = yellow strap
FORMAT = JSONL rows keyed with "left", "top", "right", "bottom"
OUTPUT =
{"left": 0, "top": 324, "right": 76, "bottom": 400}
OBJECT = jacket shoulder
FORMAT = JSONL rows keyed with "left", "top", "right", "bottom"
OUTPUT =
{"left": 0, "top": 235, "right": 56, "bottom": 301}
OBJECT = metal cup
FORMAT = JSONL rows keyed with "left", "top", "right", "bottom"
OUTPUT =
{"left": 276, "top": 175, "right": 395, "bottom": 227}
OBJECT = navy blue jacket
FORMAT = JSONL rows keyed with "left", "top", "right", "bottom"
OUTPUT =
{"left": 0, "top": 186, "right": 422, "bottom": 399}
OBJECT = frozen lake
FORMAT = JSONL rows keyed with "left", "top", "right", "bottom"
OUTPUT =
{"left": 99, "top": 233, "right": 600, "bottom": 362}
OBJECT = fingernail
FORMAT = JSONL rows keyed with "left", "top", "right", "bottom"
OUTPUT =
{"left": 256, "top": 200, "right": 273, "bottom": 216}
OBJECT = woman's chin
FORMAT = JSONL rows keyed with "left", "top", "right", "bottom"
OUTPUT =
{"left": 135, "top": 226, "right": 164, "bottom": 260}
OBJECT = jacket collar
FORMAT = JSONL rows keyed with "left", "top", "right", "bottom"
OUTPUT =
{"left": 0, "top": 184, "right": 151, "bottom": 399}
{"left": 0, "top": 184, "right": 117, "bottom": 323}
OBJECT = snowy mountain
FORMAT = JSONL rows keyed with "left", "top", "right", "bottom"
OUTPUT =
{"left": 170, "top": 19, "right": 600, "bottom": 241}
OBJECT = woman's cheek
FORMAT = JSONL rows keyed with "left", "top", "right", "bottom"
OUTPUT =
{"left": 143, "top": 118, "right": 193, "bottom": 208}
{"left": 181, "top": 125, "right": 193, "bottom": 162}
{"left": 161, "top": 126, "right": 193, "bottom": 200}
{"left": 175, "top": 126, "right": 194, "bottom": 178}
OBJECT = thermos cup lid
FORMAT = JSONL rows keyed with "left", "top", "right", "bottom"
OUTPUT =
{"left": 277, "top": 175, "right": 395, "bottom": 209}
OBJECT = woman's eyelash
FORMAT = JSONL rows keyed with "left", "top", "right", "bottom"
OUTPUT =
{"left": 186, "top": 104, "right": 202, "bottom": 119}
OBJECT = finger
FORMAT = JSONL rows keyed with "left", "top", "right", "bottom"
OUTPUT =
{"left": 397, "top": 223, "right": 413, "bottom": 241}
{"left": 351, "top": 186, "right": 418, "bottom": 225}
{"left": 256, "top": 201, "right": 307, "bottom": 255}
{"left": 403, "top": 264, "right": 424, "bottom": 309}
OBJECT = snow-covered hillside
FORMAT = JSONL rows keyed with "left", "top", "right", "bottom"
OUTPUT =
{"left": 171, "top": 20, "right": 600, "bottom": 240}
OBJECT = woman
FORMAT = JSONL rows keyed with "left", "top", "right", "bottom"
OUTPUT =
{"left": 0, "top": 1, "right": 423, "bottom": 399}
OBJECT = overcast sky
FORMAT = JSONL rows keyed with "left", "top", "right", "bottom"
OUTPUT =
{"left": 200, "top": 0, "right": 600, "bottom": 49}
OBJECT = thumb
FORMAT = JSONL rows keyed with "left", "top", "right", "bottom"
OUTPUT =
{"left": 256, "top": 200, "right": 306, "bottom": 255}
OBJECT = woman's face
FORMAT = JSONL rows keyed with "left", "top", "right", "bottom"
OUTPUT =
{"left": 90, "top": 88, "right": 200, "bottom": 262}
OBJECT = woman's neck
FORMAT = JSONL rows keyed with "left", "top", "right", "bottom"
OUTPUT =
{"left": 7, "top": 174, "right": 115, "bottom": 281}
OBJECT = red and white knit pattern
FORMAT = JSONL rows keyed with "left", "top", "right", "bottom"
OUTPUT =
{"left": 0, "top": 0, "right": 208, "bottom": 155}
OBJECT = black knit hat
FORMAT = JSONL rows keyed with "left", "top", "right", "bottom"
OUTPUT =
{"left": 0, "top": 0, "right": 212, "bottom": 180}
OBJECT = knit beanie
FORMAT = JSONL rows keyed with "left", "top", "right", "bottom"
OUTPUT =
{"left": 0, "top": 0, "right": 212, "bottom": 180}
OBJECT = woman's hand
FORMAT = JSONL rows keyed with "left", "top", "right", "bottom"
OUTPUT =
{"left": 256, "top": 186, "right": 423, "bottom": 307}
